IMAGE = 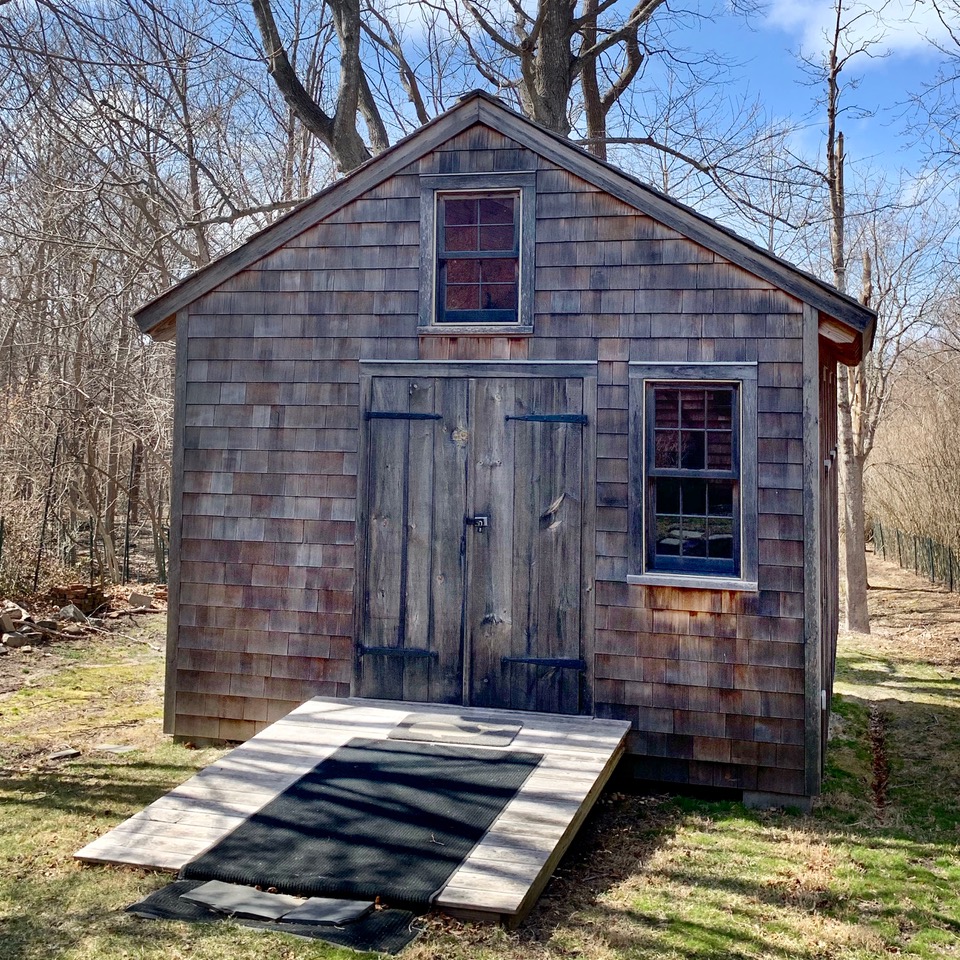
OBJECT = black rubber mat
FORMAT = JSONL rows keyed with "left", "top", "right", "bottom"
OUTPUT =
{"left": 127, "top": 880, "right": 421, "bottom": 954}
{"left": 180, "top": 737, "right": 541, "bottom": 905}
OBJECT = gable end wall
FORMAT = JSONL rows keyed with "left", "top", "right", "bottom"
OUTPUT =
{"left": 172, "top": 125, "right": 815, "bottom": 796}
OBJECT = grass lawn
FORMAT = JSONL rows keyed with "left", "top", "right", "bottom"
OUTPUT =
{"left": 1, "top": 554, "right": 958, "bottom": 959}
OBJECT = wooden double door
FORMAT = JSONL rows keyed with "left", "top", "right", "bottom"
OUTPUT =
{"left": 357, "top": 374, "right": 590, "bottom": 714}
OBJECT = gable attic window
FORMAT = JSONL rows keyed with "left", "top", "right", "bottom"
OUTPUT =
{"left": 419, "top": 172, "right": 535, "bottom": 333}
{"left": 628, "top": 363, "right": 759, "bottom": 591}
{"left": 438, "top": 193, "right": 518, "bottom": 323}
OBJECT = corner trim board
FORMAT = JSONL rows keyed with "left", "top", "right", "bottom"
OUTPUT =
{"left": 802, "top": 302, "right": 824, "bottom": 797}
{"left": 164, "top": 308, "right": 189, "bottom": 735}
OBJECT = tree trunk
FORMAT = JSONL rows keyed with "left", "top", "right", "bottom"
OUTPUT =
{"left": 516, "top": 1, "right": 575, "bottom": 136}
{"left": 579, "top": 0, "right": 606, "bottom": 160}
{"left": 838, "top": 375, "right": 871, "bottom": 632}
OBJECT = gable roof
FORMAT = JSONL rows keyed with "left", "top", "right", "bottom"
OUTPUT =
{"left": 134, "top": 90, "right": 875, "bottom": 358}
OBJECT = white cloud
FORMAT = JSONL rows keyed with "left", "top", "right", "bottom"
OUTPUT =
{"left": 764, "top": 0, "right": 952, "bottom": 61}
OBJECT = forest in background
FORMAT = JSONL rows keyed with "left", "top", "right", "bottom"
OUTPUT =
{"left": 0, "top": 0, "right": 959, "bottom": 634}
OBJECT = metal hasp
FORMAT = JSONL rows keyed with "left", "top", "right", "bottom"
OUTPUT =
{"left": 358, "top": 646, "right": 439, "bottom": 659}
{"left": 505, "top": 413, "right": 588, "bottom": 424}
{"left": 465, "top": 515, "right": 489, "bottom": 530}
{"left": 501, "top": 656, "right": 587, "bottom": 670}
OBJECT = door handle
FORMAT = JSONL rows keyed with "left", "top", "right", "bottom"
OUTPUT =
{"left": 465, "top": 515, "right": 489, "bottom": 530}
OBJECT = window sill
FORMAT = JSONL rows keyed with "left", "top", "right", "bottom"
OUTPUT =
{"left": 419, "top": 324, "right": 534, "bottom": 336}
{"left": 626, "top": 573, "right": 759, "bottom": 593}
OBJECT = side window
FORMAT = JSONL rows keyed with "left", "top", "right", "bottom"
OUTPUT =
{"left": 419, "top": 173, "right": 535, "bottom": 331}
{"left": 437, "top": 192, "right": 519, "bottom": 324}
{"left": 647, "top": 384, "right": 739, "bottom": 576}
{"left": 629, "top": 363, "right": 758, "bottom": 589}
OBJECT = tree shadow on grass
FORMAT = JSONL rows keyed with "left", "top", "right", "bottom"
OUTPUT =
{"left": 419, "top": 686, "right": 960, "bottom": 959}
{"left": 0, "top": 757, "right": 208, "bottom": 822}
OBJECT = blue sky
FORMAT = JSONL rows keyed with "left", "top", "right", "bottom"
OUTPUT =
{"left": 682, "top": 0, "right": 953, "bottom": 169}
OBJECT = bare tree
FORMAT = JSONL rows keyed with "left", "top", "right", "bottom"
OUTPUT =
{"left": 814, "top": 0, "right": 886, "bottom": 632}
{"left": 0, "top": 0, "right": 332, "bottom": 587}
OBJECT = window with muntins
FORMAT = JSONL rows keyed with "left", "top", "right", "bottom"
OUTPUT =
{"left": 418, "top": 172, "right": 535, "bottom": 332}
{"left": 628, "top": 362, "right": 758, "bottom": 590}
{"left": 647, "top": 384, "right": 740, "bottom": 576}
{"left": 437, "top": 192, "right": 519, "bottom": 324}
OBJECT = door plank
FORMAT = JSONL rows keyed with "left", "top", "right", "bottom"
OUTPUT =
{"left": 360, "top": 377, "right": 410, "bottom": 699}
{"left": 401, "top": 378, "right": 438, "bottom": 702}
{"left": 536, "top": 378, "right": 584, "bottom": 712}
{"left": 426, "top": 377, "right": 469, "bottom": 703}
{"left": 467, "top": 378, "right": 517, "bottom": 708}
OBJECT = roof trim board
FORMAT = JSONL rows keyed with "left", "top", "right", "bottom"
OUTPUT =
{"left": 134, "top": 99, "right": 486, "bottom": 339}
{"left": 134, "top": 90, "right": 875, "bottom": 353}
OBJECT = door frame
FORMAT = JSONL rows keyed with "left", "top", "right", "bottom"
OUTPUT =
{"left": 354, "top": 360, "right": 598, "bottom": 715}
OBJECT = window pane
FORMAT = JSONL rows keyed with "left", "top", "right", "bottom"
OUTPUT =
{"left": 445, "top": 284, "right": 479, "bottom": 310}
{"left": 446, "top": 259, "right": 480, "bottom": 282}
{"left": 655, "top": 517, "right": 682, "bottom": 555}
{"left": 654, "top": 389, "right": 680, "bottom": 427}
{"left": 680, "top": 390, "right": 706, "bottom": 429}
{"left": 707, "top": 431, "right": 733, "bottom": 470}
{"left": 707, "top": 390, "right": 733, "bottom": 428}
{"left": 444, "top": 198, "right": 477, "bottom": 226}
{"left": 707, "top": 517, "right": 733, "bottom": 558}
{"left": 680, "top": 516, "right": 707, "bottom": 556}
{"left": 680, "top": 431, "right": 705, "bottom": 469}
{"left": 479, "top": 196, "right": 514, "bottom": 224}
{"left": 480, "top": 258, "right": 517, "bottom": 282}
{"left": 445, "top": 226, "right": 477, "bottom": 252}
{"left": 479, "top": 224, "right": 515, "bottom": 251}
{"left": 655, "top": 477, "right": 681, "bottom": 514}
{"left": 654, "top": 429, "right": 679, "bottom": 468}
{"left": 680, "top": 478, "right": 706, "bottom": 515}
{"left": 708, "top": 480, "right": 733, "bottom": 516}
{"left": 481, "top": 283, "right": 518, "bottom": 309}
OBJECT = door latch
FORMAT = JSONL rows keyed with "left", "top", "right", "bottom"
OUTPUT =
{"left": 465, "top": 515, "right": 489, "bottom": 530}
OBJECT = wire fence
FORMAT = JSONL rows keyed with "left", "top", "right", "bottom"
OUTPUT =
{"left": 874, "top": 519, "right": 959, "bottom": 593}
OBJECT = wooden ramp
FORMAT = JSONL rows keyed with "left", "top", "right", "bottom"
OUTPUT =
{"left": 76, "top": 698, "right": 630, "bottom": 925}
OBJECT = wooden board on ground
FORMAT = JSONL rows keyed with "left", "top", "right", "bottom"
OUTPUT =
{"left": 75, "top": 697, "right": 629, "bottom": 924}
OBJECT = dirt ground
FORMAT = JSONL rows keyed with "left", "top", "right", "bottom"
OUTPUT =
{"left": 858, "top": 549, "right": 960, "bottom": 669}
{"left": 0, "top": 592, "right": 168, "bottom": 768}
{"left": 0, "top": 584, "right": 165, "bottom": 691}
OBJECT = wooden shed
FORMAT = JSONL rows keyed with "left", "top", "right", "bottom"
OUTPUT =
{"left": 134, "top": 91, "right": 875, "bottom": 807}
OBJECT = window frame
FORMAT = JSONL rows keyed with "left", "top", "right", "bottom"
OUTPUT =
{"left": 419, "top": 172, "right": 536, "bottom": 333}
{"left": 628, "top": 362, "right": 759, "bottom": 591}
{"left": 436, "top": 191, "right": 520, "bottom": 324}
